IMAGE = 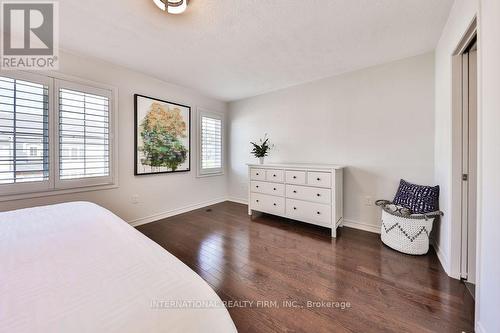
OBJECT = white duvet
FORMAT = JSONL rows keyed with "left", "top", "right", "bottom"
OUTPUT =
{"left": 0, "top": 202, "right": 237, "bottom": 333}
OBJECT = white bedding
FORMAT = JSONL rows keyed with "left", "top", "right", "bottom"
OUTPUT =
{"left": 0, "top": 202, "right": 237, "bottom": 333}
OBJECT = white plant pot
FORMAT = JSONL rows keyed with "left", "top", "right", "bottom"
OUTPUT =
{"left": 259, "top": 157, "right": 264, "bottom": 164}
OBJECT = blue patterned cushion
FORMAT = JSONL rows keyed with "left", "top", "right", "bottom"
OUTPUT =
{"left": 393, "top": 179, "right": 439, "bottom": 214}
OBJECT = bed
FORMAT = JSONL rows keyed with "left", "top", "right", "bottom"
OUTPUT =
{"left": 0, "top": 202, "right": 237, "bottom": 333}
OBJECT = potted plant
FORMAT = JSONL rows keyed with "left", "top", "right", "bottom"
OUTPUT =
{"left": 250, "top": 134, "right": 274, "bottom": 164}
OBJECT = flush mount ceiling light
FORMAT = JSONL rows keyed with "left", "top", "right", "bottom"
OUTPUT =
{"left": 153, "top": 0, "right": 188, "bottom": 14}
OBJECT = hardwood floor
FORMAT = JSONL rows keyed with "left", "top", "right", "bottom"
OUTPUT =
{"left": 137, "top": 201, "right": 475, "bottom": 333}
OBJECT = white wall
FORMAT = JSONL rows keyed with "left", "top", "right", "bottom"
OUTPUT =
{"left": 477, "top": 1, "right": 500, "bottom": 332}
{"left": 228, "top": 53, "right": 435, "bottom": 232}
{"left": 434, "top": 0, "right": 478, "bottom": 278}
{"left": 0, "top": 50, "right": 228, "bottom": 224}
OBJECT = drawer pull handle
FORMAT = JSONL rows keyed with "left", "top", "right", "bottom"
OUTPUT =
{"left": 273, "top": 174, "right": 276, "bottom": 177}
{"left": 316, "top": 193, "right": 320, "bottom": 197}
{"left": 273, "top": 203, "right": 277, "bottom": 206}
{"left": 256, "top": 173, "right": 259, "bottom": 175}
{"left": 273, "top": 188, "right": 276, "bottom": 191}
{"left": 293, "top": 190, "right": 297, "bottom": 193}
{"left": 293, "top": 207, "right": 297, "bottom": 210}
{"left": 293, "top": 176, "right": 297, "bottom": 179}
{"left": 316, "top": 211, "right": 321, "bottom": 215}
{"left": 256, "top": 200, "right": 259, "bottom": 202}
{"left": 256, "top": 185, "right": 259, "bottom": 188}
{"left": 316, "top": 177, "right": 321, "bottom": 181}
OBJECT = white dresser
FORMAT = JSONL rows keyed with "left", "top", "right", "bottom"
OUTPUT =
{"left": 247, "top": 163, "right": 344, "bottom": 237}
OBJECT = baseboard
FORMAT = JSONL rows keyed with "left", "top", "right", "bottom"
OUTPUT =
{"left": 343, "top": 219, "right": 381, "bottom": 234}
{"left": 476, "top": 321, "right": 486, "bottom": 333}
{"left": 226, "top": 197, "right": 248, "bottom": 205}
{"left": 430, "top": 238, "right": 450, "bottom": 276}
{"left": 431, "top": 240, "right": 448, "bottom": 272}
{"left": 430, "top": 238, "right": 455, "bottom": 278}
{"left": 128, "top": 197, "right": 226, "bottom": 227}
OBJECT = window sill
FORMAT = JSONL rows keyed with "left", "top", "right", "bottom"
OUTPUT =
{"left": 0, "top": 183, "right": 119, "bottom": 203}
{"left": 196, "top": 172, "right": 225, "bottom": 178}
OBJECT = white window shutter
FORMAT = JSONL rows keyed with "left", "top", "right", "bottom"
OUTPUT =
{"left": 0, "top": 73, "right": 53, "bottom": 195}
{"left": 199, "top": 110, "right": 223, "bottom": 176}
{"left": 55, "top": 80, "right": 114, "bottom": 189}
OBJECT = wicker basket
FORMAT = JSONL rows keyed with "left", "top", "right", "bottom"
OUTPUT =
{"left": 376, "top": 200, "right": 442, "bottom": 255}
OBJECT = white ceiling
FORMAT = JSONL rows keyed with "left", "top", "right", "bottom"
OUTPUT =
{"left": 59, "top": 0, "right": 453, "bottom": 102}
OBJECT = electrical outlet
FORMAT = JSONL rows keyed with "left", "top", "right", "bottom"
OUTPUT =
{"left": 364, "top": 196, "right": 374, "bottom": 206}
{"left": 132, "top": 195, "right": 139, "bottom": 204}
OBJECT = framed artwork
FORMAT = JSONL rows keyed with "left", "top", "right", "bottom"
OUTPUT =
{"left": 134, "top": 94, "right": 191, "bottom": 175}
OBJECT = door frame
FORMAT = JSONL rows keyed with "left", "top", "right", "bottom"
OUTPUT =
{"left": 450, "top": 17, "right": 478, "bottom": 280}
{"left": 450, "top": 14, "right": 484, "bottom": 333}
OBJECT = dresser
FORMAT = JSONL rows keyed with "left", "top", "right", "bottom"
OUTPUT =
{"left": 247, "top": 163, "right": 344, "bottom": 237}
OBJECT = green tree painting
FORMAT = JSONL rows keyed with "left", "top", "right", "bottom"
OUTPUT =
{"left": 139, "top": 102, "right": 188, "bottom": 172}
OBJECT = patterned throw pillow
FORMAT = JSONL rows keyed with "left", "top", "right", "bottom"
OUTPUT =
{"left": 393, "top": 179, "right": 439, "bottom": 214}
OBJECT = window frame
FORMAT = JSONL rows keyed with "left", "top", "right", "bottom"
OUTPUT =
{"left": 54, "top": 79, "right": 115, "bottom": 189}
{"left": 197, "top": 108, "right": 224, "bottom": 177}
{"left": 0, "top": 70, "right": 118, "bottom": 201}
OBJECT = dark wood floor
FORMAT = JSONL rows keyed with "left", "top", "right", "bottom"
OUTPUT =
{"left": 137, "top": 201, "right": 475, "bottom": 333}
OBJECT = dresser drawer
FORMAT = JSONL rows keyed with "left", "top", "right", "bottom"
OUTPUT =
{"left": 285, "top": 170, "right": 306, "bottom": 184}
{"left": 307, "top": 171, "right": 332, "bottom": 188}
{"left": 286, "top": 185, "right": 331, "bottom": 204}
{"left": 250, "top": 193, "right": 285, "bottom": 215}
{"left": 286, "top": 199, "right": 331, "bottom": 228}
{"left": 265, "top": 169, "right": 284, "bottom": 182}
{"left": 251, "top": 181, "right": 284, "bottom": 196}
{"left": 250, "top": 168, "right": 266, "bottom": 181}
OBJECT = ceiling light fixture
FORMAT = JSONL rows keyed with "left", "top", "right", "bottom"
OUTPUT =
{"left": 153, "top": 0, "right": 188, "bottom": 15}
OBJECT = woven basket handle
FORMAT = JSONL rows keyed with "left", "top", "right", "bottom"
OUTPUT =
{"left": 375, "top": 199, "right": 443, "bottom": 220}
{"left": 422, "top": 210, "right": 444, "bottom": 218}
{"left": 375, "top": 200, "right": 391, "bottom": 207}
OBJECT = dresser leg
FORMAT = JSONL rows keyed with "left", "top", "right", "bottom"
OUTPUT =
{"left": 331, "top": 227, "right": 337, "bottom": 238}
{"left": 248, "top": 208, "right": 252, "bottom": 216}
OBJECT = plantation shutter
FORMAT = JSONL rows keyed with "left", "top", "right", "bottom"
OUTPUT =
{"left": 0, "top": 73, "right": 116, "bottom": 198}
{"left": 56, "top": 80, "right": 113, "bottom": 188}
{"left": 200, "top": 111, "right": 223, "bottom": 175}
{"left": 0, "top": 73, "right": 52, "bottom": 194}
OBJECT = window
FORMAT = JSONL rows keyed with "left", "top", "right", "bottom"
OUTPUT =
{"left": 0, "top": 77, "right": 48, "bottom": 183}
{"left": 56, "top": 80, "right": 113, "bottom": 188}
{"left": 0, "top": 72, "right": 115, "bottom": 197}
{"left": 0, "top": 72, "right": 52, "bottom": 195}
{"left": 198, "top": 109, "right": 223, "bottom": 176}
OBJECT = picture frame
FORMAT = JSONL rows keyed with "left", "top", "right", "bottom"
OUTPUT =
{"left": 134, "top": 94, "right": 191, "bottom": 175}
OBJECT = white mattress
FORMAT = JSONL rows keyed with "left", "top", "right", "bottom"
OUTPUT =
{"left": 0, "top": 202, "right": 237, "bottom": 333}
